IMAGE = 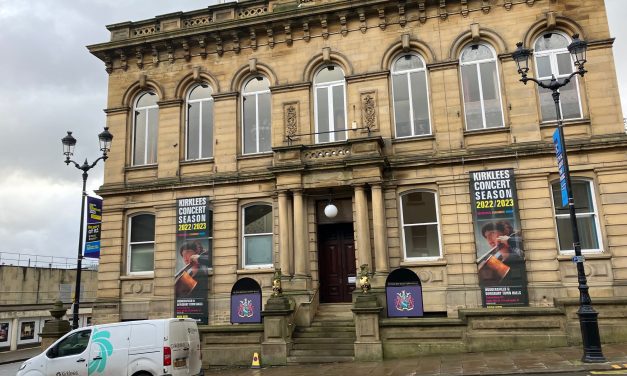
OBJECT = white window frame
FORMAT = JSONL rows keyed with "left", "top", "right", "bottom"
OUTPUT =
{"left": 127, "top": 213, "right": 155, "bottom": 275}
{"left": 550, "top": 179, "right": 603, "bottom": 254}
{"left": 314, "top": 65, "right": 348, "bottom": 144}
{"left": 185, "top": 84, "right": 214, "bottom": 161}
{"left": 459, "top": 44, "right": 505, "bottom": 131}
{"left": 534, "top": 32, "right": 583, "bottom": 122}
{"left": 131, "top": 92, "right": 159, "bottom": 166}
{"left": 242, "top": 204, "right": 273, "bottom": 269}
{"left": 242, "top": 77, "right": 271, "bottom": 155}
{"left": 391, "top": 53, "right": 433, "bottom": 138}
{"left": 399, "top": 190, "right": 443, "bottom": 261}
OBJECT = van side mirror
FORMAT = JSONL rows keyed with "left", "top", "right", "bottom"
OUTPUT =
{"left": 47, "top": 346, "right": 58, "bottom": 358}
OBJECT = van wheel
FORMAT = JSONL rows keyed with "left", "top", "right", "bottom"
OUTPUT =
{"left": 132, "top": 372, "right": 152, "bottom": 376}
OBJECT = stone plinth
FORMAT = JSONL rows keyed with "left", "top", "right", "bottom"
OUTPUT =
{"left": 39, "top": 301, "right": 71, "bottom": 350}
{"left": 261, "top": 296, "right": 294, "bottom": 365}
{"left": 352, "top": 294, "right": 383, "bottom": 361}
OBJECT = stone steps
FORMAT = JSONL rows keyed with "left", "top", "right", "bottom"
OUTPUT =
{"left": 289, "top": 303, "right": 356, "bottom": 363}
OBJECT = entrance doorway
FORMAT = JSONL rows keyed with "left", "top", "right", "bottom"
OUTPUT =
{"left": 318, "top": 223, "right": 356, "bottom": 303}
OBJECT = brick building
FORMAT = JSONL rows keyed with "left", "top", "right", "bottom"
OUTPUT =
{"left": 87, "top": 0, "right": 627, "bottom": 363}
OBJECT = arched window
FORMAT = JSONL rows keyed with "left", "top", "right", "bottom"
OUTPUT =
{"left": 127, "top": 213, "right": 155, "bottom": 274}
{"left": 242, "top": 76, "right": 271, "bottom": 155}
{"left": 186, "top": 84, "right": 214, "bottom": 160}
{"left": 400, "top": 191, "right": 442, "bottom": 259}
{"left": 551, "top": 180, "right": 602, "bottom": 253}
{"left": 460, "top": 44, "right": 504, "bottom": 130}
{"left": 314, "top": 65, "right": 347, "bottom": 143}
{"left": 391, "top": 54, "right": 431, "bottom": 137}
{"left": 534, "top": 32, "right": 582, "bottom": 121}
{"left": 132, "top": 91, "right": 159, "bottom": 166}
{"left": 242, "top": 204, "right": 273, "bottom": 268}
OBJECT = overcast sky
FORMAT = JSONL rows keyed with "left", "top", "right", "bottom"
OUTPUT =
{"left": 0, "top": 1, "right": 625, "bottom": 263}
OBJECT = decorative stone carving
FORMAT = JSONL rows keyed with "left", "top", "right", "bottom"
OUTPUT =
{"left": 250, "top": 28, "right": 257, "bottom": 50}
{"left": 358, "top": 9, "right": 367, "bottom": 33}
{"left": 197, "top": 36, "right": 207, "bottom": 58}
{"left": 378, "top": 8, "right": 386, "bottom": 30}
{"left": 239, "top": 5, "right": 268, "bottom": 18}
{"left": 133, "top": 24, "right": 159, "bottom": 37}
{"left": 418, "top": 1, "right": 427, "bottom": 23}
{"left": 461, "top": 0, "right": 469, "bottom": 17}
{"left": 284, "top": 102, "right": 299, "bottom": 141}
{"left": 232, "top": 32, "right": 240, "bottom": 54}
{"left": 284, "top": 24, "right": 292, "bottom": 46}
{"left": 166, "top": 42, "right": 174, "bottom": 64}
{"left": 118, "top": 49, "right": 128, "bottom": 71}
{"left": 481, "top": 0, "right": 491, "bottom": 14}
{"left": 103, "top": 53, "right": 113, "bottom": 74}
{"left": 321, "top": 16, "right": 329, "bottom": 39}
{"left": 151, "top": 45, "right": 159, "bottom": 67}
{"left": 182, "top": 40, "right": 191, "bottom": 61}
{"left": 361, "top": 91, "right": 377, "bottom": 130}
{"left": 398, "top": 2, "right": 406, "bottom": 27}
{"left": 439, "top": 0, "right": 448, "bottom": 20}
{"left": 135, "top": 46, "right": 144, "bottom": 69}
{"left": 303, "top": 22, "right": 310, "bottom": 42}
{"left": 504, "top": 1, "right": 513, "bottom": 10}
{"left": 267, "top": 26, "right": 275, "bottom": 48}
{"left": 339, "top": 14, "right": 348, "bottom": 36}
{"left": 215, "top": 34, "right": 223, "bottom": 56}
{"left": 305, "top": 148, "right": 350, "bottom": 159}
{"left": 183, "top": 15, "right": 212, "bottom": 28}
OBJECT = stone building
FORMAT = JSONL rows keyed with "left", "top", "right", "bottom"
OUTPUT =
{"left": 87, "top": 0, "right": 627, "bottom": 363}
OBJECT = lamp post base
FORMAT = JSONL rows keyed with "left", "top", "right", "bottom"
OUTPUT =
{"left": 578, "top": 305, "right": 606, "bottom": 363}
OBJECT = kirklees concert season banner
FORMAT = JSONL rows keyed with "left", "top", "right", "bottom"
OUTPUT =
{"left": 84, "top": 196, "right": 102, "bottom": 259}
{"left": 469, "top": 169, "right": 529, "bottom": 307}
{"left": 175, "top": 197, "right": 211, "bottom": 324}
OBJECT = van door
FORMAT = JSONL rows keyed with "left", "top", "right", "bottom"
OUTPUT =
{"left": 127, "top": 322, "right": 162, "bottom": 376}
{"left": 168, "top": 320, "right": 193, "bottom": 376}
{"left": 44, "top": 329, "right": 91, "bottom": 376}
{"left": 87, "top": 325, "right": 129, "bottom": 376}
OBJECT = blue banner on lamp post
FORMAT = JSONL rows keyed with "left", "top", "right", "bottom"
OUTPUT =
{"left": 553, "top": 129, "right": 569, "bottom": 207}
{"left": 84, "top": 196, "right": 102, "bottom": 259}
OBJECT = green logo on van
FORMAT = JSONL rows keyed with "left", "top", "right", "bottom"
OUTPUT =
{"left": 88, "top": 329, "right": 113, "bottom": 375}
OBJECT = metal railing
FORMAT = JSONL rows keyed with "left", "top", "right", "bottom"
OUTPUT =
{"left": 0, "top": 252, "right": 99, "bottom": 270}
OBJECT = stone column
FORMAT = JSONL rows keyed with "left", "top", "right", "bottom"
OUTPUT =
{"left": 371, "top": 184, "right": 389, "bottom": 286}
{"left": 354, "top": 185, "right": 372, "bottom": 268}
{"left": 10, "top": 317, "right": 18, "bottom": 351}
{"left": 278, "top": 191, "right": 291, "bottom": 276}
{"left": 352, "top": 294, "right": 383, "bottom": 361}
{"left": 293, "top": 190, "right": 307, "bottom": 277}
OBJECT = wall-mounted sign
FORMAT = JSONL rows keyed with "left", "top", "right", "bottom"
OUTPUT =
{"left": 175, "top": 197, "right": 211, "bottom": 325}
{"left": 385, "top": 268, "right": 424, "bottom": 318}
{"left": 84, "top": 196, "right": 102, "bottom": 259}
{"left": 470, "top": 169, "right": 529, "bottom": 308}
{"left": 230, "top": 278, "right": 262, "bottom": 324}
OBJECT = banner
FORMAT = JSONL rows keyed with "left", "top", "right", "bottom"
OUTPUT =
{"left": 84, "top": 196, "right": 102, "bottom": 259}
{"left": 470, "top": 169, "right": 529, "bottom": 307}
{"left": 175, "top": 197, "right": 211, "bottom": 324}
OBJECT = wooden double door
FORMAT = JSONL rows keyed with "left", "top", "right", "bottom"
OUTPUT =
{"left": 318, "top": 223, "right": 356, "bottom": 303}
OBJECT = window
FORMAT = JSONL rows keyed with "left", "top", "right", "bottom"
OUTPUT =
{"left": 48, "top": 330, "right": 91, "bottom": 358}
{"left": 128, "top": 214, "right": 155, "bottom": 273}
{"left": 314, "top": 65, "right": 347, "bottom": 143}
{"left": 400, "top": 191, "right": 442, "bottom": 259}
{"left": 243, "top": 204, "right": 272, "bottom": 268}
{"left": 460, "top": 44, "right": 504, "bottom": 130}
{"left": 551, "top": 180, "right": 602, "bottom": 252}
{"left": 242, "top": 77, "right": 271, "bottom": 154}
{"left": 186, "top": 84, "right": 214, "bottom": 160}
{"left": 534, "top": 33, "right": 582, "bottom": 121}
{"left": 132, "top": 91, "right": 159, "bottom": 166}
{"left": 392, "top": 54, "right": 431, "bottom": 137}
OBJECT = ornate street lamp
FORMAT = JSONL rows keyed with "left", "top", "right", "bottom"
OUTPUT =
{"left": 62, "top": 127, "right": 113, "bottom": 329}
{"left": 512, "top": 35, "right": 605, "bottom": 363}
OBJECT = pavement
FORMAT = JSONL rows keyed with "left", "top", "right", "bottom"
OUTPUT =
{"left": 2, "top": 343, "right": 627, "bottom": 375}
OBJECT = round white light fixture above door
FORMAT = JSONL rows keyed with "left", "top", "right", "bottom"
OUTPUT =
{"left": 324, "top": 203, "right": 338, "bottom": 218}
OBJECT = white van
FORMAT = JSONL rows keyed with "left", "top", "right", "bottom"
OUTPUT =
{"left": 17, "top": 318, "right": 203, "bottom": 376}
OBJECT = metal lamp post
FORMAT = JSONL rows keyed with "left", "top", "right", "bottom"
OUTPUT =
{"left": 512, "top": 35, "right": 605, "bottom": 363}
{"left": 62, "top": 127, "right": 113, "bottom": 329}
